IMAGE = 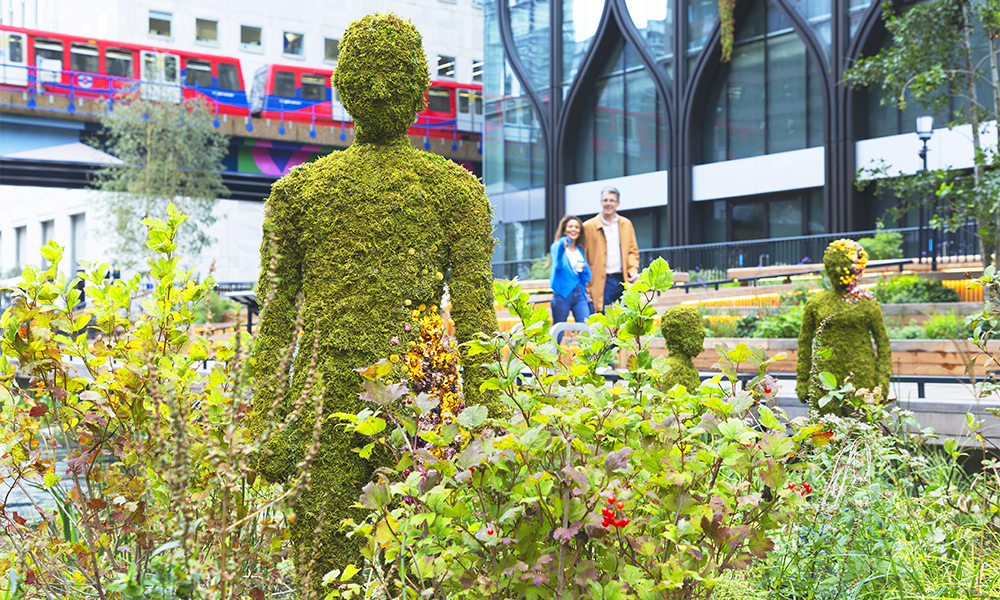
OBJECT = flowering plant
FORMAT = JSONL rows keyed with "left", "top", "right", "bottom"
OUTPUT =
{"left": 335, "top": 259, "right": 830, "bottom": 600}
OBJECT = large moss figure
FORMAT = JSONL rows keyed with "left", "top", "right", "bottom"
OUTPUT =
{"left": 796, "top": 239, "right": 891, "bottom": 413}
{"left": 658, "top": 305, "right": 705, "bottom": 392}
{"left": 248, "top": 13, "right": 501, "bottom": 593}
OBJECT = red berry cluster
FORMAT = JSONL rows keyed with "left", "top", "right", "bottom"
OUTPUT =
{"left": 600, "top": 495, "right": 629, "bottom": 529}
{"left": 787, "top": 482, "right": 814, "bottom": 496}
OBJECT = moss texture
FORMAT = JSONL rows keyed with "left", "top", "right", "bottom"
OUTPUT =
{"left": 796, "top": 240, "right": 891, "bottom": 413}
{"left": 658, "top": 305, "right": 705, "bottom": 392}
{"left": 248, "top": 13, "right": 500, "bottom": 596}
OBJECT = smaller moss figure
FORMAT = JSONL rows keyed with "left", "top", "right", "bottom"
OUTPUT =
{"left": 796, "top": 239, "right": 891, "bottom": 413}
{"left": 658, "top": 305, "right": 706, "bottom": 392}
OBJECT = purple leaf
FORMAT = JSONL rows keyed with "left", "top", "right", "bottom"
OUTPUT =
{"left": 604, "top": 446, "right": 633, "bottom": 473}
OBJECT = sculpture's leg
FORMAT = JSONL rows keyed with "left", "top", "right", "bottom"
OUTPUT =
{"left": 289, "top": 351, "right": 383, "bottom": 596}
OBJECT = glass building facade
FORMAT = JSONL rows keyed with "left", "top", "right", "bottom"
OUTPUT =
{"left": 484, "top": 0, "right": 996, "bottom": 264}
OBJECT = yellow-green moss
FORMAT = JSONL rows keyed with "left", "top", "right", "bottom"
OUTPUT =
{"left": 248, "top": 13, "right": 499, "bottom": 596}
{"left": 658, "top": 305, "right": 705, "bottom": 392}
{"left": 796, "top": 241, "right": 891, "bottom": 413}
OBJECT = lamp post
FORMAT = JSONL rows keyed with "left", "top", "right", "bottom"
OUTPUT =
{"left": 916, "top": 115, "right": 935, "bottom": 269}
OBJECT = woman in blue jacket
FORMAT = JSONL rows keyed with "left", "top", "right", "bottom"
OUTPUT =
{"left": 550, "top": 215, "right": 592, "bottom": 342}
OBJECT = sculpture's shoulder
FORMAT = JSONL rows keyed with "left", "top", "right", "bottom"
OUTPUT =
{"left": 414, "top": 151, "right": 483, "bottom": 193}
{"left": 267, "top": 151, "right": 346, "bottom": 203}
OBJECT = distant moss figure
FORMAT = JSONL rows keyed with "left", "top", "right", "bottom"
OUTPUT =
{"left": 796, "top": 239, "right": 891, "bottom": 413}
{"left": 248, "top": 13, "right": 501, "bottom": 595}
{"left": 658, "top": 305, "right": 705, "bottom": 392}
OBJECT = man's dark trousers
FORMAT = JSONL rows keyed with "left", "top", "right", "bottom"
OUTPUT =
{"left": 602, "top": 273, "right": 624, "bottom": 312}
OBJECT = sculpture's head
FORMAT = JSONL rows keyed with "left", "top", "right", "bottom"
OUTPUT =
{"left": 824, "top": 239, "right": 868, "bottom": 293}
{"left": 333, "top": 14, "right": 429, "bottom": 143}
{"left": 659, "top": 305, "right": 706, "bottom": 359}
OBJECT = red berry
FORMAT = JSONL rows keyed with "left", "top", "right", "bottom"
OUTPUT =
{"left": 764, "top": 386, "right": 772, "bottom": 394}
{"left": 616, "top": 501, "right": 624, "bottom": 510}
{"left": 470, "top": 466, "right": 475, "bottom": 472}
{"left": 607, "top": 496, "right": 616, "bottom": 505}
{"left": 487, "top": 528, "right": 494, "bottom": 535}
{"left": 620, "top": 518, "right": 629, "bottom": 527}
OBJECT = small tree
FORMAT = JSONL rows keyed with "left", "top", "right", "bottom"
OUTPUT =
{"left": 846, "top": 0, "right": 1000, "bottom": 268}
{"left": 90, "top": 96, "right": 230, "bottom": 269}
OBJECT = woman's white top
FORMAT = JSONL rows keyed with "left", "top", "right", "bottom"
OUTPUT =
{"left": 566, "top": 246, "right": 587, "bottom": 274}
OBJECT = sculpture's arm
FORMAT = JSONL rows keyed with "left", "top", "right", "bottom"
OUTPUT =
{"left": 248, "top": 166, "right": 307, "bottom": 471}
{"left": 869, "top": 301, "right": 892, "bottom": 398}
{"left": 796, "top": 302, "right": 817, "bottom": 402}
{"left": 446, "top": 178, "right": 506, "bottom": 418}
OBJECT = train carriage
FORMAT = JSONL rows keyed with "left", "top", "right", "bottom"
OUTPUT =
{"left": 250, "top": 64, "right": 485, "bottom": 136}
{"left": 0, "top": 25, "right": 251, "bottom": 119}
{"left": 1, "top": 24, "right": 482, "bottom": 138}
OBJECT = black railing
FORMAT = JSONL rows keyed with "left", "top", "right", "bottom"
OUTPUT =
{"left": 639, "top": 226, "right": 979, "bottom": 275}
{"left": 491, "top": 226, "right": 980, "bottom": 281}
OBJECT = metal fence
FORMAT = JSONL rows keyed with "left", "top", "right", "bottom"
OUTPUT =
{"left": 491, "top": 226, "right": 980, "bottom": 281}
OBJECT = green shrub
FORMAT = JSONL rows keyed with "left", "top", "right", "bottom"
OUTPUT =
{"left": 191, "top": 290, "right": 237, "bottom": 323}
{"left": 857, "top": 222, "right": 904, "bottom": 259}
{"left": 887, "top": 324, "right": 926, "bottom": 339}
{"left": 779, "top": 283, "right": 813, "bottom": 306}
{"left": 875, "top": 275, "right": 960, "bottom": 304}
{"left": 923, "top": 312, "right": 970, "bottom": 339}
{"left": 527, "top": 254, "right": 551, "bottom": 280}
{"left": 735, "top": 313, "right": 762, "bottom": 337}
{"left": 338, "top": 260, "right": 820, "bottom": 600}
{"left": 0, "top": 206, "right": 306, "bottom": 599}
{"left": 753, "top": 307, "right": 803, "bottom": 338}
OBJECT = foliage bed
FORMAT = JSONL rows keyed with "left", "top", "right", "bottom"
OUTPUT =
{"left": 1, "top": 217, "right": 999, "bottom": 600}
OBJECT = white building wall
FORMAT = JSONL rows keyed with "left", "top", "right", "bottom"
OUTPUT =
{"left": 855, "top": 121, "right": 998, "bottom": 177}
{"left": 22, "top": 0, "right": 484, "bottom": 91}
{"left": 0, "top": 186, "right": 264, "bottom": 283}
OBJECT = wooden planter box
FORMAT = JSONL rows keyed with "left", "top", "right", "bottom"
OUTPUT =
{"left": 645, "top": 337, "right": 1000, "bottom": 377}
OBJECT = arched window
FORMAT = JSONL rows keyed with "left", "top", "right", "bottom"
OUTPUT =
{"left": 699, "top": 0, "right": 824, "bottom": 163}
{"left": 572, "top": 38, "right": 669, "bottom": 182}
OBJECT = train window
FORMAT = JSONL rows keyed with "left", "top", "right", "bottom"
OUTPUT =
{"left": 274, "top": 70, "right": 296, "bottom": 98}
{"left": 34, "top": 39, "right": 63, "bottom": 62}
{"left": 8, "top": 35, "right": 23, "bottom": 63}
{"left": 106, "top": 48, "right": 133, "bottom": 78}
{"left": 217, "top": 63, "right": 240, "bottom": 91}
{"left": 70, "top": 43, "right": 99, "bottom": 73}
{"left": 163, "top": 55, "right": 178, "bottom": 83}
{"left": 474, "top": 91, "right": 483, "bottom": 115}
{"left": 301, "top": 74, "right": 325, "bottom": 100}
{"left": 186, "top": 59, "right": 212, "bottom": 87}
{"left": 428, "top": 87, "right": 451, "bottom": 112}
{"left": 458, "top": 89, "right": 471, "bottom": 114}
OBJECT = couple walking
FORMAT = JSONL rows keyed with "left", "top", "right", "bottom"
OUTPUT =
{"left": 549, "top": 186, "right": 640, "bottom": 335}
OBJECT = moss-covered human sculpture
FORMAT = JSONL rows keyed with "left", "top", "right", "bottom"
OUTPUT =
{"left": 796, "top": 239, "right": 891, "bottom": 413}
{"left": 248, "top": 13, "right": 501, "bottom": 593}
{"left": 658, "top": 305, "right": 705, "bottom": 392}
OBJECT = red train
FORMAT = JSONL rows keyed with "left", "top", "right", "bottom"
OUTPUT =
{"left": 0, "top": 25, "right": 483, "bottom": 138}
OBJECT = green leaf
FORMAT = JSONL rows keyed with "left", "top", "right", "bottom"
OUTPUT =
{"left": 818, "top": 372, "right": 838, "bottom": 390}
{"left": 457, "top": 404, "right": 488, "bottom": 429}
{"left": 718, "top": 418, "right": 747, "bottom": 442}
{"left": 757, "top": 405, "right": 781, "bottom": 430}
{"left": 340, "top": 564, "right": 360, "bottom": 582}
{"left": 520, "top": 427, "right": 550, "bottom": 451}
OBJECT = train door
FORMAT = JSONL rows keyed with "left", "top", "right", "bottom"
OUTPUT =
{"left": 0, "top": 30, "right": 27, "bottom": 86}
{"left": 140, "top": 50, "right": 181, "bottom": 103}
{"left": 456, "top": 89, "right": 483, "bottom": 132}
{"left": 33, "top": 38, "right": 64, "bottom": 91}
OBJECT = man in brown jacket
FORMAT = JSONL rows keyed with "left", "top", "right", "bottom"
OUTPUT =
{"left": 582, "top": 186, "right": 640, "bottom": 312}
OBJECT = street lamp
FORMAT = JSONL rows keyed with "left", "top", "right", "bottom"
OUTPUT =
{"left": 915, "top": 116, "right": 935, "bottom": 268}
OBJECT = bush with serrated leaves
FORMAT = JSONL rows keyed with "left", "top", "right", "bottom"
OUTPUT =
{"left": 336, "top": 258, "right": 830, "bottom": 600}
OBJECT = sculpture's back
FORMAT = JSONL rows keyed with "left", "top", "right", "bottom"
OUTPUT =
{"left": 795, "top": 239, "right": 891, "bottom": 413}
{"left": 658, "top": 305, "right": 705, "bottom": 392}
{"left": 248, "top": 13, "right": 500, "bottom": 594}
